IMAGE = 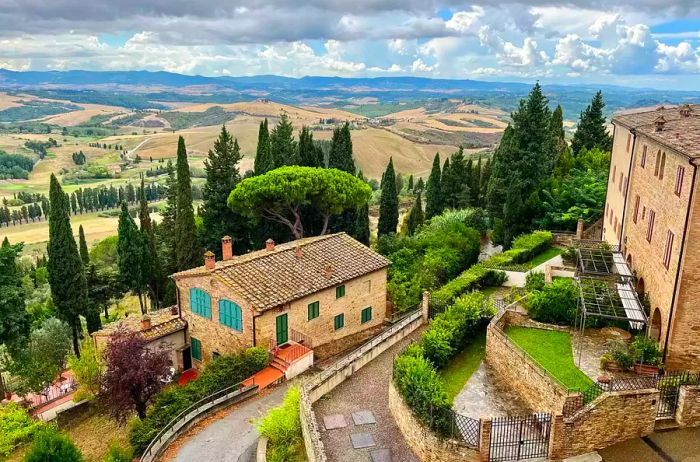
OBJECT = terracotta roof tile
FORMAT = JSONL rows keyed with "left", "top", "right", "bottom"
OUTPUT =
{"left": 613, "top": 104, "right": 700, "bottom": 158}
{"left": 173, "top": 233, "right": 390, "bottom": 310}
{"left": 93, "top": 307, "right": 186, "bottom": 341}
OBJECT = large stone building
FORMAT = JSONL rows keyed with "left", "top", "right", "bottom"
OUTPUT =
{"left": 603, "top": 103, "right": 700, "bottom": 369}
{"left": 171, "top": 233, "right": 390, "bottom": 369}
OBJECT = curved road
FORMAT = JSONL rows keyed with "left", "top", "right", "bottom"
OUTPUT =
{"left": 169, "top": 383, "right": 289, "bottom": 462}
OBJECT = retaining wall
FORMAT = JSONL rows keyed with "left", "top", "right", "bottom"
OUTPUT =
{"left": 676, "top": 385, "right": 700, "bottom": 427}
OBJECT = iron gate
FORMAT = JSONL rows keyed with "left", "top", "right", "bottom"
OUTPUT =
{"left": 489, "top": 413, "right": 551, "bottom": 462}
{"left": 656, "top": 371, "right": 699, "bottom": 418}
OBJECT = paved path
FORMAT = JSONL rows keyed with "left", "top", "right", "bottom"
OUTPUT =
{"left": 600, "top": 427, "right": 700, "bottom": 462}
{"left": 313, "top": 329, "right": 423, "bottom": 462}
{"left": 170, "top": 383, "right": 289, "bottom": 462}
{"left": 453, "top": 362, "right": 530, "bottom": 418}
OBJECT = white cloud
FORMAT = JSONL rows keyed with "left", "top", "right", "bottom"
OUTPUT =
{"left": 478, "top": 26, "right": 548, "bottom": 67}
{"left": 411, "top": 58, "right": 436, "bottom": 73}
{"left": 445, "top": 7, "right": 485, "bottom": 34}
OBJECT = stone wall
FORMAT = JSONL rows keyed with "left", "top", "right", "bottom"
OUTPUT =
{"left": 388, "top": 381, "right": 480, "bottom": 462}
{"left": 485, "top": 310, "right": 572, "bottom": 414}
{"left": 676, "top": 385, "right": 700, "bottom": 427}
{"left": 550, "top": 388, "right": 658, "bottom": 459}
{"left": 603, "top": 123, "right": 634, "bottom": 246}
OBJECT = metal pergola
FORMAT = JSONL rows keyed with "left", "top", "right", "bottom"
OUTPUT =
{"left": 573, "top": 240, "right": 647, "bottom": 366}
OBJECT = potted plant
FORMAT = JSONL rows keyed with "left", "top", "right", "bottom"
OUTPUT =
{"left": 599, "top": 353, "right": 618, "bottom": 371}
{"left": 630, "top": 335, "right": 662, "bottom": 375}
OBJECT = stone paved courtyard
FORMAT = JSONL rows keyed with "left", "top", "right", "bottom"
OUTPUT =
{"left": 453, "top": 361, "right": 531, "bottom": 418}
{"left": 313, "top": 329, "right": 423, "bottom": 462}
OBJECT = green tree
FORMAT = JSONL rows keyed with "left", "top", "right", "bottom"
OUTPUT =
{"left": 406, "top": 191, "right": 424, "bottom": 236}
{"left": 297, "top": 126, "right": 323, "bottom": 167}
{"left": 425, "top": 153, "right": 442, "bottom": 218}
{"left": 571, "top": 91, "right": 613, "bottom": 155}
{"left": 0, "top": 240, "right": 30, "bottom": 355}
{"left": 328, "top": 122, "right": 355, "bottom": 174}
{"left": 139, "top": 179, "right": 162, "bottom": 309}
{"left": 228, "top": 167, "right": 371, "bottom": 239}
{"left": 118, "top": 202, "right": 149, "bottom": 314}
{"left": 442, "top": 148, "right": 470, "bottom": 209}
{"left": 24, "top": 430, "right": 83, "bottom": 462}
{"left": 407, "top": 174, "right": 414, "bottom": 192}
{"left": 67, "top": 338, "right": 104, "bottom": 401}
{"left": 173, "top": 137, "right": 202, "bottom": 271}
{"left": 378, "top": 158, "right": 399, "bottom": 236}
{"left": 270, "top": 113, "right": 298, "bottom": 167}
{"left": 47, "top": 174, "right": 87, "bottom": 357}
{"left": 201, "top": 125, "right": 249, "bottom": 257}
{"left": 254, "top": 119, "right": 272, "bottom": 175}
{"left": 550, "top": 105, "right": 567, "bottom": 160}
{"left": 78, "top": 225, "right": 89, "bottom": 266}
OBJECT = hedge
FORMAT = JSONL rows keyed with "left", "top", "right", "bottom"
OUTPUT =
{"left": 482, "top": 230, "right": 553, "bottom": 270}
{"left": 431, "top": 264, "right": 506, "bottom": 305}
{"left": 257, "top": 387, "right": 305, "bottom": 462}
{"left": 130, "top": 347, "right": 268, "bottom": 454}
{"left": 0, "top": 403, "right": 47, "bottom": 456}
{"left": 393, "top": 292, "right": 494, "bottom": 436}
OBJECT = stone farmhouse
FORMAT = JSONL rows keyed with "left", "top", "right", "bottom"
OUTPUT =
{"left": 171, "top": 233, "right": 390, "bottom": 375}
{"left": 603, "top": 103, "right": 700, "bottom": 369}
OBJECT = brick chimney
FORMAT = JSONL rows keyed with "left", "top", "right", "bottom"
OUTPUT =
{"left": 204, "top": 251, "right": 216, "bottom": 269}
{"left": 265, "top": 238, "right": 275, "bottom": 251}
{"left": 222, "top": 236, "right": 233, "bottom": 260}
{"left": 324, "top": 264, "right": 334, "bottom": 279}
{"left": 295, "top": 246, "right": 302, "bottom": 259}
{"left": 141, "top": 315, "right": 151, "bottom": 331}
{"left": 654, "top": 115, "right": 666, "bottom": 132}
{"left": 680, "top": 104, "right": 693, "bottom": 118}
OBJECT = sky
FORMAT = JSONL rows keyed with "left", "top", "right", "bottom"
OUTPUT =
{"left": 1, "top": 1, "right": 700, "bottom": 90}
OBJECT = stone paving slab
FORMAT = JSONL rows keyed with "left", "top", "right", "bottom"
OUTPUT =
{"left": 324, "top": 414, "right": 348, "bottom": 430}
{"left": 351, "top": 432, "right": 376, "bottom": 449}
{"left": 352, "top": 410, "right": 376, "bottom": 425}
{"left": 370, "top": 449, "right": 392, "bottom": 462}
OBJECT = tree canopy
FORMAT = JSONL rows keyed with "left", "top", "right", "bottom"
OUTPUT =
{"left": 173, "top": 136, "right": 202, "bottom": 271}
{"left": 378, "top": 158, "right": 399, "bottom": 236}
{"left": 571, "top": 91, "right": 613, "bottom": 155}
{"left": 228, "top": 166, "right": 371, "bottom": 239}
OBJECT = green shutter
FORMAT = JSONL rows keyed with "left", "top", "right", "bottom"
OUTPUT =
{"left": 308, "top": 301, "right": 319, "bottom": 320}
{"left": 334, "top": 313, "right": 344, "bottom": 330}
{"left": 361, "top": 307, "right": 372, "bottom": 324}
{"left": 219, "top": 299, "right": 243, "bottom": 332}
{"left": 191, "top": 337, "right": 202, "bottom": 361}
{"left": 336, "top": 285, "right": 345, "bottom": 299}
{"left": 190, "top": 288, "right": 212, "bottom": 319}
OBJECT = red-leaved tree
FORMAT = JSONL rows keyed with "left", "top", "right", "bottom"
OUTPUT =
{"left": 101, "top": 328, "right": 170, "bottom": 421}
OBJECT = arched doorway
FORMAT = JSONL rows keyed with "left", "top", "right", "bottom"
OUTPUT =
{"left": 626, "top": 254, "right": 632, "bottom": 268}
{"left": 649, "top": 308, "right": 662, "bottom": 342}
{"left": 636, "top": 277, "right": 645, "bottom": 297}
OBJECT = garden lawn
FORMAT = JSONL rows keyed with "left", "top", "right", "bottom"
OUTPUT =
{"left": 504, "top": 326, "right": 594, "bottom": 391}
{"left": 526, "top": 246, "right": 564, "bottom": 269}
{"left": 440, "top": 329, "right": 487, "bottom": 400}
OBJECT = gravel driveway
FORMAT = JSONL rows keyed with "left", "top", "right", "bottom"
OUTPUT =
{"left": 313, "top": 329, "right": 423, "bottom": 462}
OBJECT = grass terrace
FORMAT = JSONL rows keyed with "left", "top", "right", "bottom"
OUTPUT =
{"left": 504, "top": 326, "right": 595, "bottom": 391}
{"left": 440, "top": 329, "right": 486, "bottom": 400}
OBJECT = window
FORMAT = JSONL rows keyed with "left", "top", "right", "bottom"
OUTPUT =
{"left": 613, "top": 165, "right": 617, "bottom": 180}
{"left": 335, "top": 285, "right": 345, "bottom": 299}
{"left": 308, "top": 301, "right": 320, "bottom": 321}
{"left": 219, "top": 299, "right": 243, "bottom": 332}
{"left": 191, "top": 337, "right": 202, "bottom": 361}
{"left": 633, "top": 195, "right": 640, "bottom": 224}
{"left": 618, "top": 173, "right": 623, "bottom": 192}
{"left": 626, "top": 133, "right": 631, "bottom": 152}
{"left": 361, "top": 307, "right": 372, "bottom": 324}
{"left": 623, "top": 177, "right": 628, "bottom": 198}
{"left": 646, "top": 209, "right": 656, "bottom": 242}
{"left": 641, "top": 145, "right": 647, "bottom": 167}
{"left": 642, "top": 206, "right": 646, "bottom": 220}
{"left": 663, "top": 230, "right": 674, "bottom": 269}
{"left": 659, "top": 152, "right": 666, "bottom": 180}
{"left": 334, "top": 313, "right": 344, "bottom": 330}
{"left": 190, "top": 288, "right": 212, "bottom": 319}
{"left": 675, "top": 166, "right": 685, "bottom": 196}
{"left": 364, "top": 280, "right": 372, "bottom": 293}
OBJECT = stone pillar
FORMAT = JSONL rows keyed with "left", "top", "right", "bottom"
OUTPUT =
{"left": 422, "top": 291, "right": 430, "bottom": 324}
{"left": 544, "top": 264, "right": 553, "bottom": 284}
{"left": 479, "top": 418, "right": 491, "bottom": 462}
{"left": 548, "top": 414, "right": 565, "bottom": 460}
{"left": 576, "top": 218, "right": 584, "bottom": 239}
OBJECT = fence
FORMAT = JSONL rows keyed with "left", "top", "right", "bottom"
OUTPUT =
{"left": 140, "top": 381, "right": 258, "bottom": 462}
{"left": 563, "top": 371, "right": 700, "bottom": 418}
{"left": 29, "top": 377, "right": 77, "bottom": 411}
{"left": 489, "top": 413, "right": 552, "bottom": 462}
{"left": 300, "top": 307, "right": 424, "bottom": 462}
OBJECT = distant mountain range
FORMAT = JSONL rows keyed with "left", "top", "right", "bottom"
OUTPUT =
{"left": 2, "top": 68, "right": 700, "bottom": 117}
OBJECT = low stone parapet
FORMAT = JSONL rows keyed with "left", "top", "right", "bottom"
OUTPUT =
{"left": 676, "top": 385, "right": 700, "bottom": 427}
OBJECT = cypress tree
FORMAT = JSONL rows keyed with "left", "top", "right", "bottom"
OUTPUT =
{"left": 415, "top": 177, "right": 424, "bottom": 192}
{"left": 440, "top": 157, "right": 452, "bottom": 209}
{"left": 328, "top": 122, "right": 355, "bottom": 174}
{"left": 406, "top": 191, "right": 424, "bottom": 236}
{"left": 47, "top": 174, "right": 87, "bottom": 357}
{"left": 201, "top": 125, "right": 249, "bottom": 257}
{"left": 270, "top": 113, "right": 298, "bottom": 167}
{"left": 0, "top": 239, "right": 30, "bottom": 354}
{"left": 118, "top": 202, "right": 149, "bottom": 314}
{"left": 571, "top": 91, "right": 612, "bottom": 155}
{"left": 354, "top": 202, "right": 370, "bottom": 246}
{"left": 78, "top": 225, "right": 89, "bottom": 266}
{"left": 173, "top": 137, "right": 202, "bottom": 271}
{"left": 425, "top": 153, "right": 442, "bottom": 218}
{"left": 254, "top": 119, "right": 272, "bottom": 175}
{"left": 378, "top": 158, "right": 399, "bottom": 236}
{"left": 407, "top": 174, "right": 414, "bottom": 192}
{"left": 139, "top": 178, "right": 162, "bottom": 309}
{"left": 298, "top": 126, "right": 323, "bottom": 167}
{"left": 472, "top": 157, "right": 482, "bottom": 207}
{"left": 550, "top": 105, "right": 566, "bottom": 160}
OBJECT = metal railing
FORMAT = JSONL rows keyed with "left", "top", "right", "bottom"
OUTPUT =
{"left": 140, "top": 380, "right": 258, "bottom": 462}
{"left": 29, "top": 377, "right": 77, "bottom": 410}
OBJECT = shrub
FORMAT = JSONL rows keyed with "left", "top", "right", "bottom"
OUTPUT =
{"left": 482, "top": 230, "right": 554, "bottom": 270}
{"left": 424, "top": 208, "right": 488, "bottom": 235}
{"left": 258, "top": 387, "right": 304, "bottom": 462}
{"left": 524, "top": 272, "right": 546, "bottom": 293}
{"left": 0, "top": 403, "right": 46, "bottom": 456}
{"left": 104, "top": 444, "right": 133, "bottom": 462}
{"left": 431, "top": 264, "right": 506, "bottom": 305}
{"left": 129, "top": 347, "right": 269, "bottom": 454}
{"left": 629, "top": 335, "right": 662, "bottom": 366}
{"left": 23, "top": 430, "right": 83, "bottom": 462}
{"left": 526, "top": 278, "right": 578, "bottom": 325}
